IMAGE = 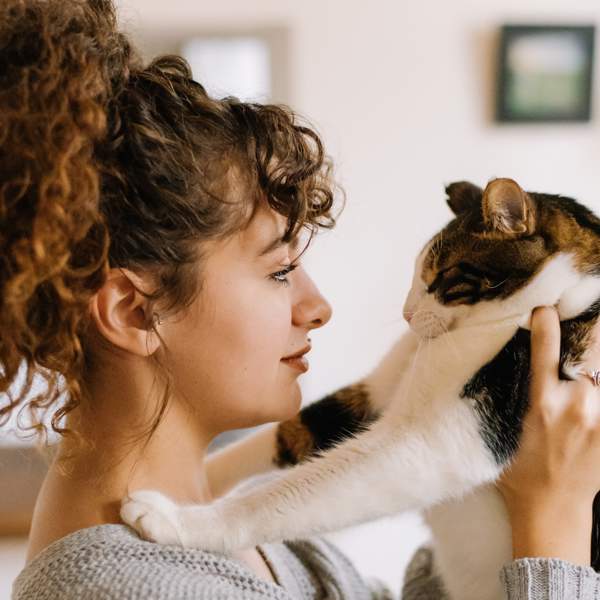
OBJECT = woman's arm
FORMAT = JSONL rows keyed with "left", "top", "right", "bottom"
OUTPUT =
{"left": 205, "top": 424, "right": 279, "bottom": 498}
{"left": 496, "top": 306, "right": 600, "bottom": 599}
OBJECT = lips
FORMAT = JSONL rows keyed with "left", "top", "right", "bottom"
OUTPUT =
{"left": 282, "top": 345, "right": 311, "bottom": 360}
{"left": 281, "top": 345, "right": 311, "bottom": 373}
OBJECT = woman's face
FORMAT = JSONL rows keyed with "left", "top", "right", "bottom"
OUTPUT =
{"left": 161, "top": 205, "right": 332, "bottom": 434}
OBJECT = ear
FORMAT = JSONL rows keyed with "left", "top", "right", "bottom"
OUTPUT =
{"left": 482, "top": 178, "right": 535, "bottom": 235}
{"left": 88, "top": 268, "right": 161, "bottom": 357}
{"left": 445, "top": 181, "right": 483, "bottom": 216}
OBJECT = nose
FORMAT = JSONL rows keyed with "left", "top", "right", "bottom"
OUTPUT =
{"left": 291, "top": 267, "right": 333, "bottom": 330}
{"left": 403, "top": 311, "right": 414, "bottom": 323}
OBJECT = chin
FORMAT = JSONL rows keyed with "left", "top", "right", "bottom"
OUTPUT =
{"left": 267, "top": 383, "right": 303, "bottom": 424}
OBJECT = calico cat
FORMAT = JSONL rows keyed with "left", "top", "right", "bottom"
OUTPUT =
{"left": 121, "top": 177, "right": 600, "bottom": 600}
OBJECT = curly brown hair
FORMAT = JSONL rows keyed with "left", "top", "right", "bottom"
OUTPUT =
{"left": 0, "top": 0, "right": 338, "bottom": 461}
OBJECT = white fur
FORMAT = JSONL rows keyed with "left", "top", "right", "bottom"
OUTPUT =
{"left": 425, "top": 486, "right": 512, "bottom": 600}
{"left": 121, "top": 251, "right": 600, "bottom": 600}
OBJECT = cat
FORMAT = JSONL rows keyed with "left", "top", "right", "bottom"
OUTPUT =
{"left": 121, "top": 177, "right": 600, "bottom": 600}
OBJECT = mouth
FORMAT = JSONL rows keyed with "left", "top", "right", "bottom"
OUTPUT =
{"left": 281, "top": 345, "right": 311, "bottom": 373}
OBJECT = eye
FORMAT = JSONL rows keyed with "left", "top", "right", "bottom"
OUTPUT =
{"left": 269, "top": 263, "right": 298, "bottom": 287}
{"left": 444, "top": 281, "right": 474, "bottom": 295}
{"left": 427, "top": 264, "right": 479, "bottom": 301}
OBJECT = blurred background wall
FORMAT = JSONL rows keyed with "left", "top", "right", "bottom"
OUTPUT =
{"left": 3, "top": 0, "right": 600, "bottom": 597}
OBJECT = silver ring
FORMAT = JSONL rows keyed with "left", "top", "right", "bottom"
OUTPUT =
{"left": 585, "top": 369, "right": 600, "bottom": 387}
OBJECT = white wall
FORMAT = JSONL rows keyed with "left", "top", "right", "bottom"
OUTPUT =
{"left": 0, "top": 539, "right": 27, "bottom": 600}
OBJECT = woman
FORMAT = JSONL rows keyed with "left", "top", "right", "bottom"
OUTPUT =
{"left": 4, "top": 1, "right": 600, "bottom": 598}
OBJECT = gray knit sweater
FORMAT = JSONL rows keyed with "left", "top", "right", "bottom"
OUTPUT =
{"left": 11, "top": 524, "right": 600, "bottom": 599}
{"left": 11, "top": 524, "right": 391, "bottom": 599}
{"left": 402, "top": 546, "right": 600, "bottom": 599}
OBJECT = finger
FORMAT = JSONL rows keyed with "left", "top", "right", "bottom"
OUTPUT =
{"left": 530, "top": 306, "right": 561, "bottom": 388}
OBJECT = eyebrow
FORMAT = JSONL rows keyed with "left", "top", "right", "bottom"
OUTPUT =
{"left": 259, "top": 235, "right": 287, "bottom": 257}
{"left": 258, "top": 233, "right": 301, "bottom": 257}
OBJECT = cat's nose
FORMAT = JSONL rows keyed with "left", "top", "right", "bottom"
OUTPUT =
{"left": 403, "top": 311, "right": 414, "bottom": 323}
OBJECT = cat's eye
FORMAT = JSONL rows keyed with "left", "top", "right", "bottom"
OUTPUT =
{"left": 426, "top": 263, "right": 482, "bottom": 303}
{"left": 444, "top": 282, "right": 474, "bottom": 295}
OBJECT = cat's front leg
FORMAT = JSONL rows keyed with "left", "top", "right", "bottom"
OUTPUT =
{"left": 121, "top": 490, "right": 189, "bottom": 547}
{"left": 121, "top": 397, "right": 500, "bottom": 552}
{"left": 121, "top": 489, "right": 248, "bottom": 551}
{"left": 275, "top": 330, "right": 420, "bottom": 466}
{"left": 362, "top": 329, "right": 421, "bottom": 412}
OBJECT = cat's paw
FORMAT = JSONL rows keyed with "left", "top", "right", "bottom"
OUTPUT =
{"left": 120, "top": 490, "right": 187, "bottom": 547}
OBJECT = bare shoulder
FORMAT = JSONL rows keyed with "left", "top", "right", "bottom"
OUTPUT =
{"left": 26, "top": 468, "right": 115, "bottom": 563}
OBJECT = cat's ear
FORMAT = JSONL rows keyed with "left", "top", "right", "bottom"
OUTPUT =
{"left": 445, "top": 181, "right": 483, "bottom": 216}
{"left": 482, "top": 178, "right": 535, "bottom": 236}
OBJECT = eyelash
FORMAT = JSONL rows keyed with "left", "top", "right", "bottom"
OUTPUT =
{"left": 270, "top": 263, "right": 299, "bottom": 287}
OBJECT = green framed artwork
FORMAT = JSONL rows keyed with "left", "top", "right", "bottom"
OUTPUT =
{"left": 496, "top": 25, "right": 595, "bottom": 123}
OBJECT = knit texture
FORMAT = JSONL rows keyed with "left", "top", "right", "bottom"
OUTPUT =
{"left": 13, "top": 524, "right": 600, "bottom": 599}
{"left": 11, "top": 524, "right": 393, "bottom": 600}
{"left": 501, "top": 557, "right": 600, "bottom": 600}
{"left": 402, "top": 546, "right": 600, "bottom": 600}
{"left": 401, "top": 547, "right": 448, "bottom": 599}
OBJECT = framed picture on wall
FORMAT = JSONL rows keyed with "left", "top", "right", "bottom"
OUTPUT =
{"left": 181, "top": 36, "right": 272, "bottom": 102}
{"left": 135, "top": 28, "right": 289, "bottom": 104}
{"left": 496, "top": 24, "right": 595, "bottom": 123}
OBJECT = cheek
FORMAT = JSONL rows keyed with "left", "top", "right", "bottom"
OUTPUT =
{"left": 165, "top": 286, "right": 299, "bottom": 428}
{"left": 404, "top": 280, "right": 457, "bottom": 339}
{"left": 220, "top": 300, "right": 301, "bottom": 423}
{"left": 404, "top": 247, "right": 430, "bottom": 316}
{"left": 403, "top": 282, "right": 426, "bottom": 316}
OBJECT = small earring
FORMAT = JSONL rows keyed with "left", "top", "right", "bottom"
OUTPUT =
{"left": 152, "top": 312, "right": 162, "bottom": 326}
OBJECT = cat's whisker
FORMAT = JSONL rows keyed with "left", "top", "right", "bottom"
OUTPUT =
{"left": 408, "top": 308, "right": 428, "bottom": 319}
{"left": 423, "top": 333, "right": 435, "bottom": 365}
{"left": 485, "top": 278, "right": 508, "bottom": 290}
{"left": 436, "top": 324, "right": 462, "bottom": 360}
{"left": 402, "top": 339, "right": 424, "bottom": 395}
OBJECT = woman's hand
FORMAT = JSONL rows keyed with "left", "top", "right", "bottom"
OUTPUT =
{"left": 497, "top": 306, "right": 600, "bottom": 566}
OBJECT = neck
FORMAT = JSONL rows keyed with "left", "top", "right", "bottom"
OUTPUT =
{"left": 53, "top": 358, "right": 217, "bottom": 525}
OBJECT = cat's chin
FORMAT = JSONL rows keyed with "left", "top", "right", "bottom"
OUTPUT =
{"left": 415, "top": 330, "right": 445, "bottom": 340}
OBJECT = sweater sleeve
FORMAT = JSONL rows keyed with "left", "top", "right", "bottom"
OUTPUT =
{"left": 500, "top": 558, "right": 600, "bottom": 600}
{"left": 402, "top": 547, "right": 600, "bottom": 600}
{"left": 283, "top": 538, "right": 395, "bottom": 600}
{"left": 401, "top": 547, "right": 449, "bottom": 599}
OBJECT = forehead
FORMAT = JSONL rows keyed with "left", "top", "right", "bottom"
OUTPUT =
{"left": 421, "top": 221, "right": 472, "bottom": 280}
{"left": 238, "top": 203, "right": 308, "bottom": 256}
{"left": 236, "top": 204, "right": 287, "bottom": 252}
